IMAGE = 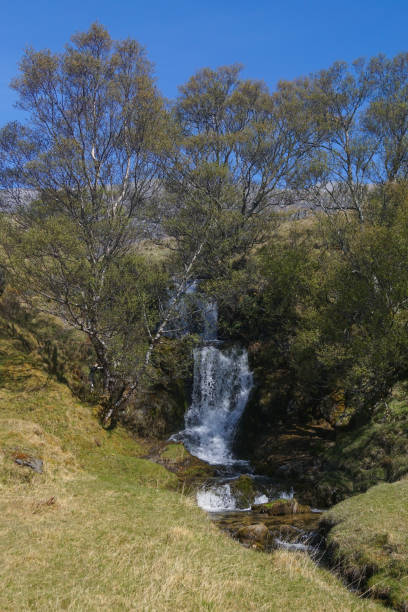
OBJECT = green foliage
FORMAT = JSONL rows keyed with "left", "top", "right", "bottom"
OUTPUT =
{"left": 0, "top": 23, "right": 174, "bottom": 425}
{"left": 164, "top": 64, "right": 313, "bottom": 279}
{"left": 212, "top": 186, "right": 408, "bottom": 430}
{"left": 2, "top": 26, "right": 408, "bottom": 438}
{"left": 122, "top": 335, "right": 195, "bottom": 438}
{"left": 310, "top": 391, "right": 408, "bottom": 503}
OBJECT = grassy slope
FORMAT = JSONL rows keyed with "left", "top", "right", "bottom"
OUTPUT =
{"left": 0, "top": 331, "right": 383, "bottom": 611}
{"left": 323, "top": 479, "right": 408, "bottom": 611}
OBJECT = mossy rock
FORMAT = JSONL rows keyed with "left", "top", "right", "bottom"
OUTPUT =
{"left": 178, "top": 462, "right": 216, "bottom": 483}
{"left": 153, "top": 442, "right": 215, "bottom": 484}
{"left": 252, "top": 498, "right": 310, "bottom": 515}
{"left": 236, "top": 523, "right": 270, "bottom": 547}
{"left": 229, "top": 475, "right": 257, "bottom": 507}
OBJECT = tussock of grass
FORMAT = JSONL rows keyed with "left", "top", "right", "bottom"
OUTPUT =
{"left": 0, "top": 331, "right": 384, "bottom": 611}
{"left": 323, "top": 479, "right": 408, "bottom": 610}
{"left": 160, "top": 441, "right": 190, "bottom": 462}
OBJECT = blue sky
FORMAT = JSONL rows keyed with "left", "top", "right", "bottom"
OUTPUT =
{"left": 1, "top": 0, "right": 407, "bottom": 123}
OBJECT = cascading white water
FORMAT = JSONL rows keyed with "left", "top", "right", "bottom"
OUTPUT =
{"left": 172, "top": 281, "right": 252, "bottom": 467}
{"left": 201, "top": 299, "right": 218, "bottom": 342}
{"left": 196, "top": 484, "right": 238, "bottom": 512}
{"left": 183, "top": 345, "right": 252, "bottom": 465}
{"left": 169, "top": 279, "right": 218, "bottom": 341}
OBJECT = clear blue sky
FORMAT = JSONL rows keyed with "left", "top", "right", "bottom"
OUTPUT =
{"left": 1, "top": 0, "right": 407, "bottom": 123}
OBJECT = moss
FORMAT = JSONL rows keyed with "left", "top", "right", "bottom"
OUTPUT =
{"left": 176, "top": 462, "right": 215, "bottom": 483}
{"left": 266, "top": 499, "right": 287, "bottom": 507}
{"left": 160, "top": 442, "right": 190, "bottom": 462}
{"left": 253, "top": 498, "right": 311, "bottom": 515}
{"left": 229, "top": 475, "right": 257, "bottom": 506}
{"left": 149, "top": 442, "right": 216, "bottom": 485}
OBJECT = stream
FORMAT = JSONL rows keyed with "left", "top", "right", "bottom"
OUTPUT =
{"left": 171, "top": 284, "right": 322, "bottom": 553}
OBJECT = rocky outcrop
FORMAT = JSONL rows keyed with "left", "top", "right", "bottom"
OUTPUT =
{"left": 147, "top": 442, "right": 215, "bottom": 485}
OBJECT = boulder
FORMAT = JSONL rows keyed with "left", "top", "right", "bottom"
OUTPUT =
{"left": 229, "top": 475, "right": 257, "bottom": 508}
{"left": 251, "top": 498, "right": 310, "bottom": 515}
{"left": 269, "top": 524, "right": 300, "bottom": 540}
{"left": 150, "top": 442, "right": 216, "bottom": 483}
{"left": 236, "top": 523, "right": 270, "bottom": 545}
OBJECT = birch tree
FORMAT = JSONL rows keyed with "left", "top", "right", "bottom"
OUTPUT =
{"left": 303, "top": 60, "right": 377, "bottom": 224}
{"left": 366, "top": 53, "right": 408, "bottom": 182}
{"left": 0, "top": 24, "right": 179, "bottom": 426}
{"left": 163, "top": 65, "right": 318, "bottom": 278}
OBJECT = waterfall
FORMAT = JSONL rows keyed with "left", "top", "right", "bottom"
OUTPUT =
{"left": 196, "top": 484, "right": 239, "bottom": 512}
{"left": 168, "top": 279, "right": 217, "bottom": 341}
{"left": 183, "top": 346, "right": 252, "bottom": 465}
{"left": 171, "top": 283, "right": 321, "bottom": 548}
{"left": 173, "top": 282, "right": 252, "bottom": 466}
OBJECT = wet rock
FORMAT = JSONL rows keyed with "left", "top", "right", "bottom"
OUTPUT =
{"left": 268, "top": 524, "right": 301, "bottom": 540}
{"left": 276, "top": 461, "right": 307, "bottom": 479}
{"left": 14, "top": 452, "right": 43, "bottom": 473}
{"left": 251, "top": 498, "right": 310, "bottom": 515}
{"left": 229, "top": 475, "right": 257, "bottom": 507}
{"left": 236, "top": 523, "right": 270, "bottom": 545}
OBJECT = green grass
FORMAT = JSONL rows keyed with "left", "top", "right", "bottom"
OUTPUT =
{"left": 0, "top": 324, "right": 384, "bottom": 611}
{"left": 160, "top": 442, "right": 190, "bottom": 461}
{"left": 323, "top": 478, "right": 408, "bottom": 610}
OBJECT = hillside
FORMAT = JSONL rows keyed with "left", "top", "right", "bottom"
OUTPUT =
{"left": 0, "top": 317, "right": 384, "bottom": 611}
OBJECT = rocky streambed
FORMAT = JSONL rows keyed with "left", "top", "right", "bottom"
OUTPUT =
{"left": 209, "top": 496, "right": 322, "bottom": 553}
{"left": 153, "top": 442, "right": 323, "bottom": 555}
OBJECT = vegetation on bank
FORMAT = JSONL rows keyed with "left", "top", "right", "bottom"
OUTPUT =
{"left": 321, "top": 479, "right": 408, "bottom": 611}
{"left": 207, "top": 184, "right": 408, "bottom": 502}
{"left": 237, "top": 385, "right": 408, "bottom": 507}
{"left": 315, "top": 390, "right": 408, "bottom": 503}
{"left": 0, "top": 315, "right": 385, "bottom": 611}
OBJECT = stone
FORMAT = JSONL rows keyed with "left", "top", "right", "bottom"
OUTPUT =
{"left": 251, "top": 498, "right": 310, "bottom": 515}
{"left": 229, "top": 475, "right": 257, "bottom": 508}
{"left": 269, "top": 524, "right": 300, "bottom": 539}
{"left": 236, "top": 523, "right": 270, "bottom": 544}
{"left": 14, "top": 453, "right": 43, "bottom": 473}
